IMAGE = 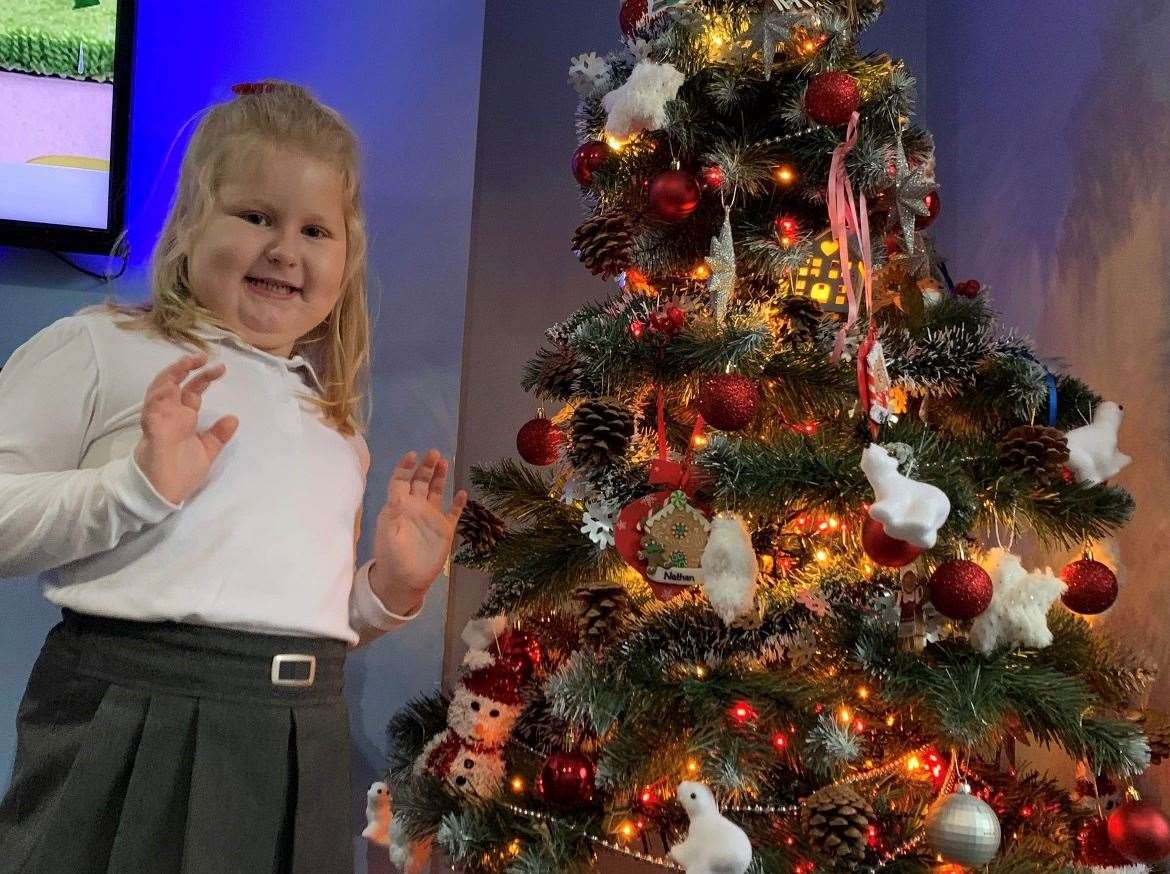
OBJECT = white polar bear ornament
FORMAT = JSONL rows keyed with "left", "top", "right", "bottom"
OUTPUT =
{"left": 669, "top": 781, "right": 753, "bottom": 874}
{"left": 1066, "top": 401, "right": 1131, "bottom": 486}
{"left": 362, "top": 780, "right": 391, "bottom": 846}
{"left": 861, "top": 445, "right": 951, "bottom": 550}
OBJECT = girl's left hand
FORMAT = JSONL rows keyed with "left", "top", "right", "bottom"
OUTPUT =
{"left": 370, "top": 449, "right": 468, "bottom": 612}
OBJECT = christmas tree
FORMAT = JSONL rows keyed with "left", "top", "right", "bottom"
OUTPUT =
{"left": 379, "top": 2, "right": 1170, "bottom": 871}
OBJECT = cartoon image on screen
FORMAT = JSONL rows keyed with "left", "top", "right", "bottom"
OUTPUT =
{"left": 0, "top": 0, "right": 118, "bottom": 231}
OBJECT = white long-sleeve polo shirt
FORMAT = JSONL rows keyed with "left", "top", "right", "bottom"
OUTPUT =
{"left": 0, "top": 306, "right": 418, "bottom": 646}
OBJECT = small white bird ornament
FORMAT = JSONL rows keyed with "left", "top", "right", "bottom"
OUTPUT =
{"left": 362, "top": 780, "right": 391, "bottom": 846}
{"left": 669, "top": 781, "right": 753, "bottom": 874}
{"left": 1066, "top": 401, "right": 1131, "bottom": 485}
{"left": 861, "top": 445, "right": 951, "bottom": 550}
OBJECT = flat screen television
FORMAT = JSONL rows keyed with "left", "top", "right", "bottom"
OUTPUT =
{"left": 0, "top": 0, "right": 136, "bottom": 255}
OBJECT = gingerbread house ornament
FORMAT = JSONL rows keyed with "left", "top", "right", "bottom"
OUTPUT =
{"left": 788, "top": 229, "right": 865, "bottom": 314}
{"left": 639, "top": 489, "right": 711, "bottom": 587}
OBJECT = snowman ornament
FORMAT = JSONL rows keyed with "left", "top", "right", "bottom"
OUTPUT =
{"left": 669, "top": 781, "right": 753, "bottom": 874}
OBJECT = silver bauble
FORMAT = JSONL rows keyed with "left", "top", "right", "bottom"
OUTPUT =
{"left": 924, "top": 784, "right": 1002, "bottom": 866}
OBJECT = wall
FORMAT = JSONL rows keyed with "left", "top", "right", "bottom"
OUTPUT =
{"left": 0, "top": 1, "right": 485, "bottom": 872}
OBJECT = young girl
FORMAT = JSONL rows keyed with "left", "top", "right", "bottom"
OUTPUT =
{"left": 0, "top": 81, "right": 466, "bottom": 873}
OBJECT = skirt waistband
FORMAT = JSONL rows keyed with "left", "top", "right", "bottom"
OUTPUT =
{"left": 49, "top": 608, "right": 347, "bottom": 705}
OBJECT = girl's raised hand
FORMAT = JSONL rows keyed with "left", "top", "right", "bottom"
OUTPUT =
{"left": 370, "top": 449, "right": 468, "bottom": 607}
{"left": 133, "top": 352, "right": 239, "bottom": 505}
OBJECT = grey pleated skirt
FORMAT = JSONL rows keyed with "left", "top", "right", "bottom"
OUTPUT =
{"left": 0, "top": 609, "right": 353, "bottom": 874}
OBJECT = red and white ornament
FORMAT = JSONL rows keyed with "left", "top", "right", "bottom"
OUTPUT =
{"left": 415, "top": 730, "right": 505, "bottom": 798}
{"left": 860, "top": 444, "right": 951, "bottom": 550}
{"left": 516, "top": 413, "right": 564, "bottom": 466}
{"left": 615, "top": 489, "right": 713, "bottom": 601}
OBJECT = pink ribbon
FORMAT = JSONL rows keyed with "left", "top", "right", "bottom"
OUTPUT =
{"left": 826, "top": 111, "right": 873, "bottom": 364}
{"left": 826, "top": 112, "right": 881, "bottom": 438}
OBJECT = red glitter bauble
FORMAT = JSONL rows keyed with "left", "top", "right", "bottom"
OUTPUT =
{"left": 1060, "top": 558, "right": 1119, "bottom": 615}
{"left": 1077, "top": 817, "right": 1133, "bottom": 867}
{"left": 861, "top": 514, "right": 923, "bottom": 568}
{"left": 571, "top": 140, "right": 610, "bottom": 187}
{"left": 619, "top": 0, "right": 648, "bottom": 37}
{"left": 805, "top": 71, "right": 861, "bottom": 126}
{"left": 516, "top": 416, "right": 564, "bottom": 466}
{"left": 928, "top": 559, "right": 994, "bottom": 620}
{"left": 1108, "top": 800, "right": 1170, "bottom": 863}
{"left": 648, "top": 169, "right": 702, "bottom": 222}
{"left": 698, "top": 374, "right": 760, "bottom": 432}
{"left": 700, "top": 165, "right": 724, "bottom": 190}
{"left": 916, "top": 190, "right": 941, "bottom": 229}
{"left": 539, "top": 751, "right": 596, "bottom": 807}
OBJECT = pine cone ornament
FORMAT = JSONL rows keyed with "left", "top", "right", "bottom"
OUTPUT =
{"left": 801, "top": 784, "right": 876, "bottom": 870}
{"left": 1127, "top": 709, "right": 1170, "bottom": 766}
{"left": 569, "top": 399, "right": 635, "bottom": 469}
{"left": 999, "top": 425, "right": 1070, "bottom": 481}
{"left": 536, "top": 347, "right": 581, "bottom": 400}
{"left": 573, "top": 584, "right": 630, "bottom": 647}
{"left": 571, "top": 214, "right": 634, "bottom": 280}
{"left": 457, "top": 500, "right": 506, "bottom": 559}
{"left": 778, "top": 296, "right": 824, "bottom": 344}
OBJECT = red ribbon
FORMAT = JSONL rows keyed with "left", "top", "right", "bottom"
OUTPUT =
{"left": 650, "top": 386, "right": 707, "bottom": 498}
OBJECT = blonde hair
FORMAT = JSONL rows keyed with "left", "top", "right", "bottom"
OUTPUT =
{"left": 104, "top": 80, "right": 370, "bottom": 436}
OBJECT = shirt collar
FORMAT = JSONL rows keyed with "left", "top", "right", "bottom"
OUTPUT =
{"left": 190, "top": 321, "right": 325, "bottom": 394}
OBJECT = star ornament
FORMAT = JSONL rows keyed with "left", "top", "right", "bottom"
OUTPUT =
{"left": 968, "top": 549, "right": 1067, "bottom": 655}
{"left": 705, "top": 208, "right": 737, "bottom": 322}
{"left": 890, "top": 136, "right": 935, "bottom": 254}
{"left": 736, "top": 1, "right": 820, "bottom": 78}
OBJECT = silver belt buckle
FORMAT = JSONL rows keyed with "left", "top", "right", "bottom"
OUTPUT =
{"left": 271, "top": 654, "right": 316, "bottom": 687}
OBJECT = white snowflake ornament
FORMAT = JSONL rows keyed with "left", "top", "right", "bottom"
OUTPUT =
{"left": 581, "top": 509, "right": 615, "bottom": 549}
{"left": 568, "top": 52, "right": 611, "bottom": 97}
{"left": 1066, "top": 401, "right": 1131, "bottom": 485}
{"left": 670, "top": 781, "right": 753, "bottom": 874}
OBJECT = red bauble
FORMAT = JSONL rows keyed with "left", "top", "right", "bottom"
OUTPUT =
{"left": 1060, "top": 558, "right": 1119, "bottom": 615}
{"left": 956, "top": 279, "right": 981, "bottom": 299}
{"left": 619, "top": 0, "right": 648, "bottom": 37}
{"left": 700, "top": 165, "right": 724, "bottom": 190}
{"left": 698, "top": 374, "right": 760, "bottom": 432}
{"left": 572, "top": 140, "right": 610, "bottom": 187}
{"left": 629, "top": 320, "right": 646, "bottom": 340}
{"left": 539, "top": 751, "right": 596, "bottom": 807}
{"left": 494, "top": 629, "right": 543, "bottom": 682}
{"left": 928, "top": 559, "right": 994, "bottom": 620}
{"left": 774, "top": 215, "right": 800, "bottom": 246}
{"left": 805, "top": 71, "right": 861, "bottom": 127}
{"left": 861, "top": 514, "right": 923, "bottom": 568}
{"left": 1077, "top": 817, "right": 1134, "bottom": 867}
{"left": 648, "top": 170, "right": 701, "bottom": 222}
{"left": 516, "top": 416, "right": 564, "bottom": 466}
{"left": 916, "top": 190, "right": 941, "bottom": 229}
{"left": 1108, "top": 800, "right": 1170, "bottom": 863}
{"left": 666, "top": 306, "right": 686, "bottom": 331}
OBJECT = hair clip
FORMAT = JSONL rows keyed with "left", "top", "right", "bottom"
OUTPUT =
{"left": 231, "top": 82, "right": 277, "bottom": 96}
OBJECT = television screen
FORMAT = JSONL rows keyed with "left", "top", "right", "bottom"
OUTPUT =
{"left": 0, "top": 0, "right": 136, "bottom": 254}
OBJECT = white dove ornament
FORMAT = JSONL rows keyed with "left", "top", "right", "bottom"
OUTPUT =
{"left": 861, "top": 445, "right": 951, "bottom": 550}
{"left": 670, "top": 781, "right": 753, "bottom": 874}
{"left": 1066, "top": 401, "right": 1131, "bottom": 485}
{"left": 362, "top": 780, "right": 391, "bottom": 845}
